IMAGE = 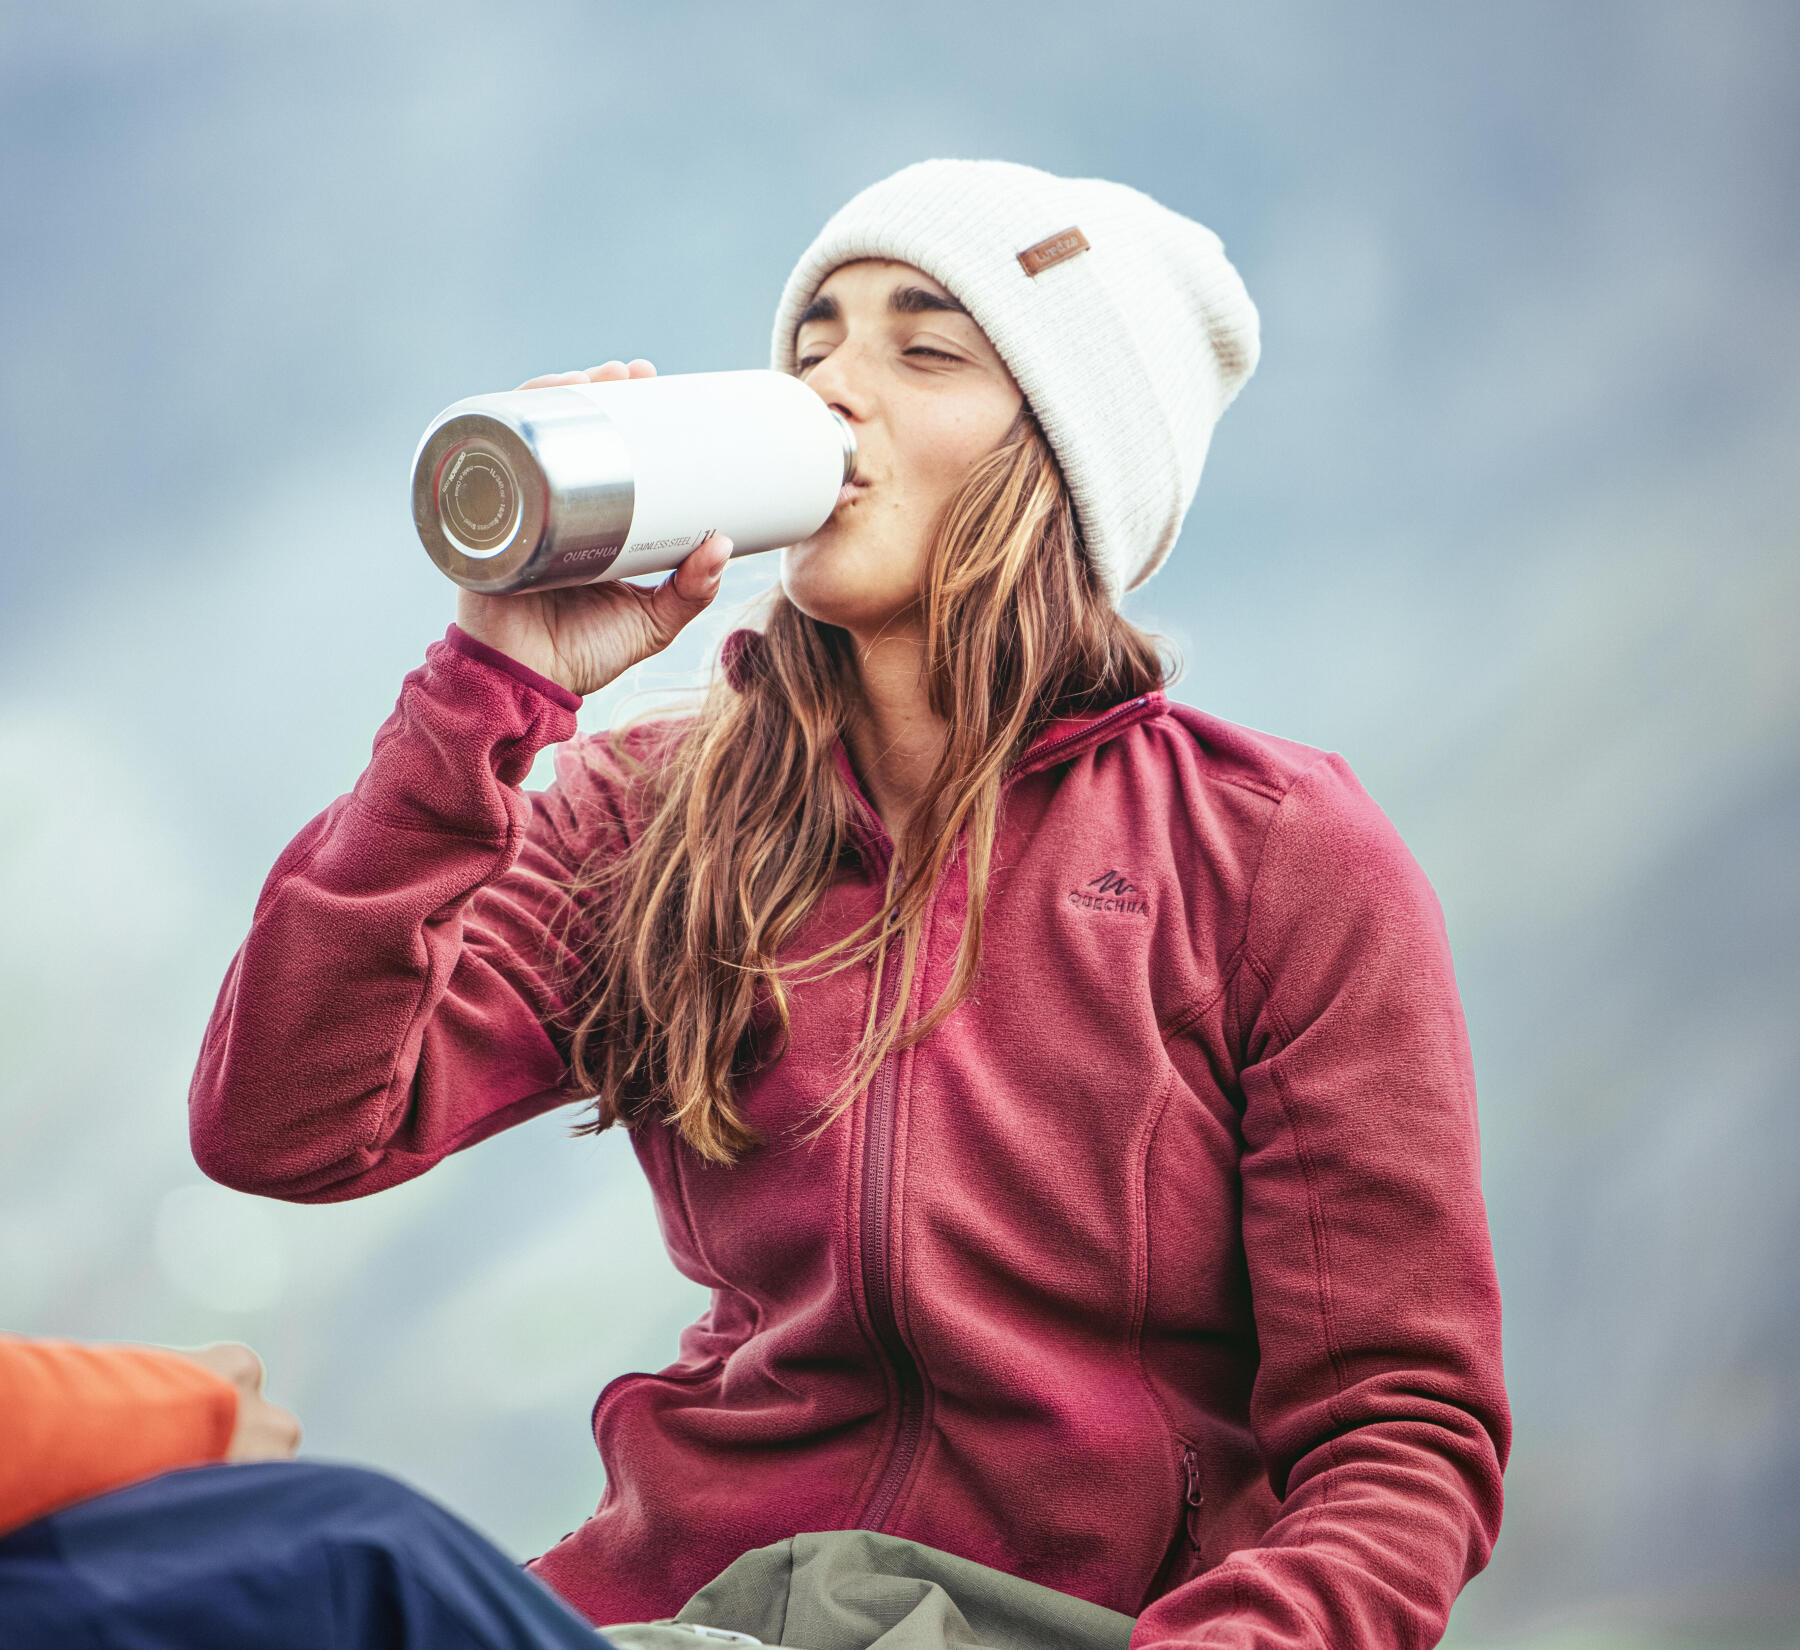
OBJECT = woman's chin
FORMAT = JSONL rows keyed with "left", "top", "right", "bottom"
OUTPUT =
{"left": 779, "top": 567, "right": 860, "bottom": 630}
{"left": 780, "top": 539, "right": 917, "bottom": 635}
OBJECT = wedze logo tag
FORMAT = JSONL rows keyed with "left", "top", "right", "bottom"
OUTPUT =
{"left": 1017, "top": 226, "right": 1091, "bottom": 278}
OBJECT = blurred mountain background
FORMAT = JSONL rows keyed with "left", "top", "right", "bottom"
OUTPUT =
{"left": 2, "top": 3, "right": 1795, "bottom": 1644}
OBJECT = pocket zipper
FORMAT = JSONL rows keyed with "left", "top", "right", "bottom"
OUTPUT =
{"left": 1181, "top": 1443, "right": 1204, "bottom": 1550}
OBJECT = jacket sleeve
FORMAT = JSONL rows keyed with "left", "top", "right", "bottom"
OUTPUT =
{"left": 189, "top": 626, "right": 617, "bottom": 1202}
{"left": 1136, "top": 754, "right": 1510, "bottom": 1650}
{"left": 0, "top": 1336, "right": 238, "bottom": 1534}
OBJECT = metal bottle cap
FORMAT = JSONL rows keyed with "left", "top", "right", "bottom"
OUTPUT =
{"left": 413, "top": 390, "right": 635, "bottom": 595}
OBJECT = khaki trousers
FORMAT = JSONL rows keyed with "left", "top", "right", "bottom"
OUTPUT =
{"left": 600, "top": 1531, "right": 1135, "bottom": 1650}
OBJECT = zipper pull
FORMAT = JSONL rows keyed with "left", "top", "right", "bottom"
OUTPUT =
{"left": 1182, "top": 1444, "right": 1203, "bottom": 1507}
{"left": 1181, "top": 1443, "right": 1204, "bottom": 1552}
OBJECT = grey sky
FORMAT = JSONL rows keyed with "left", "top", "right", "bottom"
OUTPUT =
{"left": 2, "top": 3, "right": 1796, "bottom": 1641}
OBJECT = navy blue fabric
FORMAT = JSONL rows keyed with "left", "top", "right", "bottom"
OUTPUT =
{"left": 0, "top": 1460, "right": 605, "bottom": 1649}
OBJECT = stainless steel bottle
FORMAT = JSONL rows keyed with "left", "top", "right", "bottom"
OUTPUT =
{"left": 411, "top": 369, "right": 857, "bottom": 595}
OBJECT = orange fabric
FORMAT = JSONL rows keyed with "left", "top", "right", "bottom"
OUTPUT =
{"left": 0, "top": 1336, "right": 237, "bottom": 1535}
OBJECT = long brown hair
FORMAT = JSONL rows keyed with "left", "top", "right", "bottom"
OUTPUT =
{"left": 560, "top": 410, "right": 1168, "bottom": 1162}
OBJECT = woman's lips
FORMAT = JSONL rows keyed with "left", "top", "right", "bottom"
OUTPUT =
{"left": 834, "top": 480, "right": 868, "bottom": 509}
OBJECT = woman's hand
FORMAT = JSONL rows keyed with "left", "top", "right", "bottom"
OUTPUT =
{"left": 453, "top": 358, "right": 733, "bottom": 698}
{"left": 177, "top": 1342, "right": 303, "bottom": 1463}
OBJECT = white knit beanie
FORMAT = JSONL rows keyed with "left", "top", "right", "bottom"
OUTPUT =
{"left": 769, "top": 158, "right": 1260, "bottom": 601}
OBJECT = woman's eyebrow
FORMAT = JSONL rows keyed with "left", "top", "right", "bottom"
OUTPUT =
{"left": 888, "top": 285, "right": 967, "bottom": 316}
{"left": 794, "top": 285, "right": 966, "bottom": 335}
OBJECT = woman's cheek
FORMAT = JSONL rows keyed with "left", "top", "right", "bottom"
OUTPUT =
{"left": 909, "top": 418, "right": 983, "bottom": 494}
{"left": 909, "top": 398, "right": 1021, "bottom": 503}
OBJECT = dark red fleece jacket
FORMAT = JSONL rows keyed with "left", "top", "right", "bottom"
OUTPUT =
{"left": 190, "top": 627, "right": 1508, "bottom": 1648}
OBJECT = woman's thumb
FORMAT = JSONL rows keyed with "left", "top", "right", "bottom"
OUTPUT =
{"left": 648, "top": 534, "right": 732, "bottom": 637}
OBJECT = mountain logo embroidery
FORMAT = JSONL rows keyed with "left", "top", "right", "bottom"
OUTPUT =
{"left": 1067, "top": 868, "right": 1150, "bottom": 918}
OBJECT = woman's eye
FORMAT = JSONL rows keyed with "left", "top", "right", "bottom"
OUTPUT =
{"left": 905, "top": 347, "right": 959, "bottom": 364}
{"left": 797, "top": 355, "right": 824, "bottom": 373}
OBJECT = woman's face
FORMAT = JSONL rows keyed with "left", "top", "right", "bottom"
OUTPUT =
{"left": 782, "top": 260, "right": 1024, "bottom": 638}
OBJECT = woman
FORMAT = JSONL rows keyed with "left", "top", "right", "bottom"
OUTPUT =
{"left": 191, "top": 160, "right": 1509, "bottom": 1649}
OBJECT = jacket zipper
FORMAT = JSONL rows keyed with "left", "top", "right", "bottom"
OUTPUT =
{"left": 855, "top": 945, "right": 926, "bottom": 1530}
{"left": 842, "top": 698, "right": 1155, "bottom": 1530}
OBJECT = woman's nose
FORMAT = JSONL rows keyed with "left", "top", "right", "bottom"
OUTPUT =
{"left": 802, "top": 344, "right": 873, "bottom": 424}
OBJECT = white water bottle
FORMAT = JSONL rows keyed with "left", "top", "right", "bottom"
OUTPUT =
{"left": 411, "top": 369, "right": 857, "bottom": 595}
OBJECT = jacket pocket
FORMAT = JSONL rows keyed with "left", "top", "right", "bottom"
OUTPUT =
{"left": 1141, "top": 1437, "right": 1208, "bottom": 1609}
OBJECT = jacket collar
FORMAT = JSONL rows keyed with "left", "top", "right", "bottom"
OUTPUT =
{"left": 1006, "top": 690, "right": 1166, "bottom": 780}
{"left": 830, "top": 690, "right": 1167, "bottom": 868}
{"left": 724, "top": 630, "right": 1166, "bottom": 780}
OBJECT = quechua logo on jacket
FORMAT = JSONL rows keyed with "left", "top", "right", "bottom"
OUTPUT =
{"left": 1067, "top": 869, "right": 1150, "bottom": 918}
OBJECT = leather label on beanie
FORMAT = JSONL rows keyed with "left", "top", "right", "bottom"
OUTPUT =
{"left": 1017, "top": 226, "right": 1090, "bottom": 277}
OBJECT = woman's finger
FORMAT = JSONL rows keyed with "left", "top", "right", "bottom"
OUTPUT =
{"left": 514, "top": 361, "right": 652, "bottom": 392}
{"left": 514, "top": 370, "right": 591, "bottom": 391}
